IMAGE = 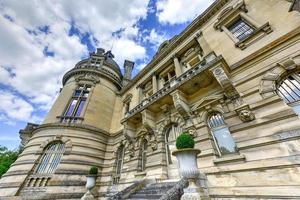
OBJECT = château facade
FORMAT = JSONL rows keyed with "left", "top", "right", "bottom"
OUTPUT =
{"left": 1, "top": 0, "right": 300, "bottom": 199}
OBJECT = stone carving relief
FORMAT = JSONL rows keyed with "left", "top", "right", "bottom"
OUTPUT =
{"left": 235, "top": 105, "right": 255, "bottom": 122}
{"left": 74, "top": 73, "right": 100, "bottom": 84}
{"left": 171, "top": 90, "right": 191, "bottom": 120}
{"left": 214, "top": 0, "right": 247, "bottom": 30}
{"left": 210, "top": 64, "right": 255, "bottom": 122}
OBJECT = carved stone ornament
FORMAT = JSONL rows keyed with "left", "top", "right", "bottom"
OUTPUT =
{"left": 235, "top": 105, "right": 255, "bottom": 122}
{"left": 75, "top": 73, "right": 100, "bottom": 84}
{"left": 171, "top": 90, "right": 191, "bottom": 120}
{"left": 149, "top": 138, "right": 158, "bottom": 151}
{"left": 123, "top": 128, "right": 135, "bottom": 158}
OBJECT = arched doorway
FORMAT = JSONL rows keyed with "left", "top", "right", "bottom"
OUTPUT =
{"left": 165, "top": 124, "right": 182, "bottom": 179}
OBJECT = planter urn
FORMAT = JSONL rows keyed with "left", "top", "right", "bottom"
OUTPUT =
{"left": 81, "top": 175, "right": 97, "bottom": 200}
{"left": 172, "top": 148, "right": 208, "bottom": 200}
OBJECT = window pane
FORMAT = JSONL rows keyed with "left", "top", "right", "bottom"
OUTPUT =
{"left": 75, "top": 100, "right": 85, "bottom": 117}
{"left": 36, "top": 143, "right": 65, "bottom": 174}
{"left": 83, "top": 91, "right": 89, "bottom": 97}
{"left": 228, "top": 18, "right": 254, "bottom": 41}
{"left": 74, "top": 90, "right": 81, "bottom": 97}
{"left": 213, "top": 127, "right": 237, "bottom": 155}
{"left": 292, "top": 104, "right": 300, "bottom": 116}
{"left": 65, "top": 99, "right": 77, "bottom": 116}
{"left": 278, "top": 72, "right": 300, "bottom": 104}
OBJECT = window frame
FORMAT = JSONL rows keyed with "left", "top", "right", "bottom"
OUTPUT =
{"left": 113, "top": 145, "right": 125, "bottom": 184}
{"left": 277, "top": 71, "right": 300, "bottom": 115}
{"left": 214, "top": 1, "right": 272, "bottom": 50}
{"left": 207, "top": 112, "right": 238, "bottom": 157}
{"left": 141, "top": 140, "right": 148, "bottom": 172}
{"left": 61, "top": 84, "right": 92, "bottom": 122}
{"left": 35, "top": 142, "right": 65, "bottom": 174}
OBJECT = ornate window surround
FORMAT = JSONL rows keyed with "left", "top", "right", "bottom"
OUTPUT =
{"left": 214, "top": 1, "right": 272, "bottom": 50}
{"left": 260, "top": 56, "right": 300, "bottom": 99}
{"left": 58, "top": 79, "right": 95, "bottom": 124}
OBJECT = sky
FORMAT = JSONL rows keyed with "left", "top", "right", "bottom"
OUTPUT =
{"left": 0, "top": 0, "right": 214, "bottom": 150}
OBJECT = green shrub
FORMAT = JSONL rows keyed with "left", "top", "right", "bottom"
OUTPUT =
{"left": 89, "top": 166, "right": 98, "bottom": 175}
{"left": 176, "top": 133, "right": 195, "bottom": 149}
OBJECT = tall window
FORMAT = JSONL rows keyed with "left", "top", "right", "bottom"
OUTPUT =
{"left": 165, "top": 124, "right": 182, "bottom": 165}
{"left": 64, "top": 84, "right": 91, "bottom": 117}
{"left": 227, "top": 18, "right": 254, "bottom": 41}
{"left": 141, "top": 140, "right": 148, "bottom": 171}
{"left": 113, "top": 145, "right": 124, "bottom": 184}
{"left": 277, "top": 72, "right": 300, "bottom": 115}
{"left": 208, "top": 113, "right": 237, "bottom": 156}
{"left": 35, "top": 142, "right": 65, "bottom": 174}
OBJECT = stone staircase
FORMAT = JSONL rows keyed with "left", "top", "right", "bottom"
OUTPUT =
{"left": 126, "top": 182, "right": 177, "bottom": 200}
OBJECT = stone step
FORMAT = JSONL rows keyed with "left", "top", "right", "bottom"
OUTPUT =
{"left": 126, "top": 181, "right": 178, "bottom": 200}
{"left": 128, "top": 193, "right": 162, "bottom": 199}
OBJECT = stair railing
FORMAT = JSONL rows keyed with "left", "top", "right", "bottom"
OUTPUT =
{"left": 159, "top": 178, "right": 188, "bottom": 200}
{"left": 108, "top": 179, "right": 146, "bottom": 200}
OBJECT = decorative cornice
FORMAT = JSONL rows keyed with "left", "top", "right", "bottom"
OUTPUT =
{"left": 62, "top": 67, "right": 122, "bottom": 90}
{"left": 32, "top": 122, "right": 110, "bottom": 137}
{"left": 120, "top": 0, "right": 231, "bottom": 94}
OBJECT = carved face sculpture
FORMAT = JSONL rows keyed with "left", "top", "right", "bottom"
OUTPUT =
{"left": 239, "top": 109, "right": 254, "bottom": 122}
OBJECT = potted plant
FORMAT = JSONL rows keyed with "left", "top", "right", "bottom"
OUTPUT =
{"left": 81, "top": 166, "right": 98, "bottom": 200}
{"left": 172, "top": 133, "right": 206, "bottom": 200}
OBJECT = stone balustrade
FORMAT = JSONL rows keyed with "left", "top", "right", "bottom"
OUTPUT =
{"left": 122, "top": 53, "right": 219, "bottom": 122}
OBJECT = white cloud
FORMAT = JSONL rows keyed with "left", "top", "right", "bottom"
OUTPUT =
{"left": 156, "top": 0, "right": 214, "bottom": 25}
{"left": 0, "top": 0, "right": 150, "bottom": 123}
{"left": 0, "top": 91, "right": 42, "bottom": 123}
{"left": 145, "top": 29, "right": 168, "bottom": 49}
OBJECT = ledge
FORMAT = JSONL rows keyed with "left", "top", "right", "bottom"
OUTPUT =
{"left": 134, "top": 171, "right": 146, "bottom": 178}
{"left": 213, "top": 154, "right": 246, "bottom": 165}
{"left": 235, "top": 22, "right": 272, "bottom": 50}
{"left": 121, "top": 53, "right": 221, "bottom": 122}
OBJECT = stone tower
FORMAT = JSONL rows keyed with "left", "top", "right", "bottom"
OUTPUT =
{"left": 0, "top": 48, "right": 124, "bottom": 199}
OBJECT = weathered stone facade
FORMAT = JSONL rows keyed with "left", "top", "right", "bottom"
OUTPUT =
{"left": 1, "top": 0, "right": 300, "bottom": 199}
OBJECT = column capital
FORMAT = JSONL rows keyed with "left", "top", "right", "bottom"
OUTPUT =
{"left": 171, "top": 53, "right": 179, "bottom": 60}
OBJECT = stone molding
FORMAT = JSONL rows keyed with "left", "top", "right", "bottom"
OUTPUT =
{"left": 36, "top": 135, "right": 72, "bottom": 155}
{"left": 120, "top": 0, "right": 231, "bottom": 94}
{"left": 260, "top": 55, "right": 300, "bottom": 98}
{"left": 171, "top": 90, "right": 191, "bottom": 120}
{"left": 214, "top": 0, "right": 247, "bottom": 30}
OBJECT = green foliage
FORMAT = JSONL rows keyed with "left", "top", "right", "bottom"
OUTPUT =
{"left": 89, "top": 166, "right": 98, "bottom": 175}
{"left": 0, "top": 145, "right": 22, "bottom": 178}
{"left": 176, "top": 133, "right": 195, "bottom": 149}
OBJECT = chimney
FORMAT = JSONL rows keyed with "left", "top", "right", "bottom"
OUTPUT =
{"left": 123, "top": 60, "right": 135, "bottom": 86}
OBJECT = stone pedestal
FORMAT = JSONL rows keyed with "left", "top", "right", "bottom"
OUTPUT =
{"left": 81, "top": 190, "right": 95, "bottom": 200}
{"left": 172, "top": 149, "right": 210, "bottom": 200}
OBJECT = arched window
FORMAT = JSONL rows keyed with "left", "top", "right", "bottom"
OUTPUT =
{"left": 277, "top": 72, "right": 300, "bottom": 115}
{"left": 165, "top": 124, "right": 182, "bottom": 165}
{"left": 113, "top": 145, "right": 124, "bottom": 184}
{"left": 141, "top": 140, "right": 148, "bottom": 172}
{"left": 208, "top": 113, "right": 237, "bottom": 157}
{"left": 35, "top": 142, "right": 65, "bottom": 174}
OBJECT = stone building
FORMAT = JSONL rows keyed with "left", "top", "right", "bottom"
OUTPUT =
{"left": 1, "top": 0, "right": 300, "bottom": 199}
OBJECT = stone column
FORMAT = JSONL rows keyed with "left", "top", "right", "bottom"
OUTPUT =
{"left": 152, "top": 73, "right": 158, "bottom": 93}
{"left": 173, "top": 55, "right": 182, "bottom": 77}
{"left": 195, "top": 31, "right": 212, "bottom": 57}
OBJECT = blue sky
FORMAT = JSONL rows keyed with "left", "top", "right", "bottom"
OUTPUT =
{"left": 0, "top": 0, "right": 213, "bottom": 149}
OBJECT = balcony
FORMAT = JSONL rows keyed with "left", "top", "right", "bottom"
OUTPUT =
{"left": 121, "top": 53, "right": 221, "bottom": 122}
